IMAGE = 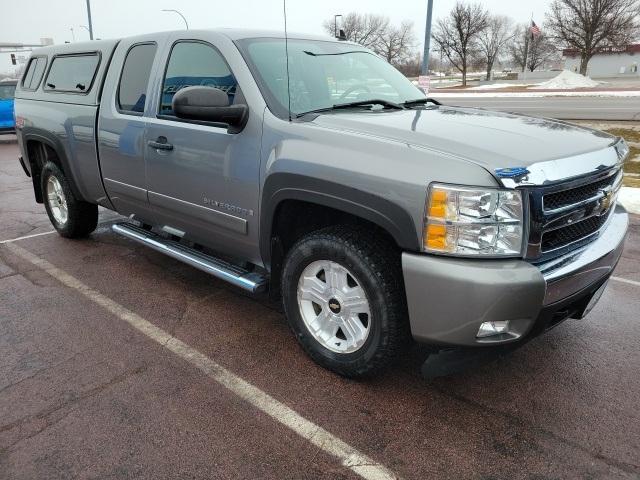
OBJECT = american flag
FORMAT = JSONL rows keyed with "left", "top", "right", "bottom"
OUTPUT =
{"left": 530, "top": 20, "right": 541, "bottom": 37}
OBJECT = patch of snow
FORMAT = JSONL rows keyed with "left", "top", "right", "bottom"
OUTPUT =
{"left": 469, "top": 82, "right": 540, "bottom": 90}
{"left": 530, "top": 70, "right": 601, "bottom": 89}
{"left": 619, "top": 186, "right": 640, "bottom": 215}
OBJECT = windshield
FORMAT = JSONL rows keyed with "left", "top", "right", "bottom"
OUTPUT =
{"left": 237, "top": 38, "right": 425, "bottom": 118}
{"left": 0, "top": 84, "right": 16, "bottom": 100}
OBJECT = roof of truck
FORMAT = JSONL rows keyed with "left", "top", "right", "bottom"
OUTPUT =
{"left": 213, "top": 28, "right": 341, "bottom": 42}
{"left": 30, "top": 38, "right": 119, "bottom": 57}
{"left": 29, "top": 28, "right": 350, "bottom": 57}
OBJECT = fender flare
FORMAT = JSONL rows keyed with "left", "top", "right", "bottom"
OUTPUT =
{"left": 260, "top": 172, "right": 420, "bottom": 268}
{"left": 22, "top": 129, "right": 88, "bottom": 202}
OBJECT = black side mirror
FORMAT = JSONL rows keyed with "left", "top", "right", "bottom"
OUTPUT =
{"left": 172, "top": 86, "right": 248, "bottom": 132}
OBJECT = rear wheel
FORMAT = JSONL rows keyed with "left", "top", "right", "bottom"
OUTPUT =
{"left": 41, "top": 162, "right": 98, "bottom": 238}
{"left": 281, "top": 225, "right": 408, "bottom": 378}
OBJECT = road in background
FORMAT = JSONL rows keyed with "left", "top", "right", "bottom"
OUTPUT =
{"left": 430, "top": 95, "right": 640, "bottom": 121}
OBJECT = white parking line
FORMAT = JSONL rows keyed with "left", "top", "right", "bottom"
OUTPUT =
{"left": 3, "top": 242, "right": 398, "bottom": 480}
{"left": 0, "top": 230, "right": 55, "bottom": 244}
{"left": 611, "top": 276, "right": 640, "bottom": 288}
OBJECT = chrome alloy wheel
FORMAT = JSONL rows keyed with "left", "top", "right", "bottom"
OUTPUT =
{"left": 297, "top": 260, "right": 371, "bottom": 354}
{"left": 46, "top": 176, "right": 68, "bottom": 225}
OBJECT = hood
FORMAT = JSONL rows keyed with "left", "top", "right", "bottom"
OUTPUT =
{"left": 311, "top": 106, "right": 617, "bottom": 175}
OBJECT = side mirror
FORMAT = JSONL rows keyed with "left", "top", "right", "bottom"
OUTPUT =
{"left": 172, "top": 86, "right": 248, "bottom": 132}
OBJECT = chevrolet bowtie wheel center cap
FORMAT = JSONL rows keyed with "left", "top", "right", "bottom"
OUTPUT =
{"left": 328, "top": 298, "right": 341, "bottom": 314}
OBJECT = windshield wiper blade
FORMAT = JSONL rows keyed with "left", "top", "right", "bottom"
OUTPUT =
{"left": 296, "top": 99, "right": 404, "bottom": 118}
{"left": 402, "top": 97, "right": 442, "bottom": 107}
{"left": 303, "top": 50, "right": 368, "bottom": 57}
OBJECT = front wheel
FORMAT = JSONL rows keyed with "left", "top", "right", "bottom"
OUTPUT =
{"left": 281, "top": 226, "right": 408, "bottom": 378}
{"left": 41, "top": 162, "right": 98, "bottom": 238}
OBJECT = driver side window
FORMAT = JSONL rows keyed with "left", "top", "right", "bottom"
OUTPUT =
{"left": 160, "top": 41, "right": 237, "bottom": 117}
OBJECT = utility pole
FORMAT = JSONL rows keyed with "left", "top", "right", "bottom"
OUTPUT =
{"left": 420, "top": 0, "right": 434, "bottom": 75}
{"left": 334, "top": 14, "right": 343, "bottom": 38}
{"left": 86, "top": 0, "right": 94, "bottom": 40}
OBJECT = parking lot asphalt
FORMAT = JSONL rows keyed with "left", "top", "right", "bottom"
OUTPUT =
{"left": 1, "top": 137, "right": 639, "bottom": 479}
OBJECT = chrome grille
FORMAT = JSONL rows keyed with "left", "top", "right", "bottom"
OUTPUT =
{"left": 541, "top": 214, "right": 609, "bottom": 252}
{"left": 526, "top": 167, "right": 622, "bottom": 262}
{"left": 543, "top": 175, "right": 619, "bottom": 211}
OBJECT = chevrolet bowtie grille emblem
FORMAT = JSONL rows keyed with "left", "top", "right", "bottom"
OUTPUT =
{"left": 600, "top": 189, "right": 613, "bottom": 213}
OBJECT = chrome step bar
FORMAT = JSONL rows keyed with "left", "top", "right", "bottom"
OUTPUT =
{"left": 112, "top": 223, "right": 267, "bottom": 293}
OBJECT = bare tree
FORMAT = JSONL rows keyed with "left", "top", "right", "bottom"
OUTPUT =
{"left": 375, "top": 21, "right": 416, "bottom": 65}
{"left": 509, "top": 25, "right": 557, "bottom": 72}
{"left": 509, "top": 25, "right": 530, "bottom": 72}
{"left": 478, "top": 15, "right": 514, "bottom": 80}
{"left": 527, "top": 34, "right": 557, "bottom": 72}
{"left": 545, "top": 0, "right": 639, "bottom": 75}
{"left": 322, "top": 13, "right": 389, "bottom": 50}
{"left": 431, "top": 2, "right": 489, "bottom": 86}
{"left": 322, "top": 14, "right": 417, "bottom": 66}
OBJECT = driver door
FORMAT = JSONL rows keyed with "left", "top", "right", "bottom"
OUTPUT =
{"left": 144, "top": 36, "right": 262, "bottom": 263}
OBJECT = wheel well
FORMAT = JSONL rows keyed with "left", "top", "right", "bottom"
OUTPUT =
{"left": 26, "top": 141, "right": 63, "bottom": 203}
{"left": 269, "top": 199, "right": 399, "bottom": 296}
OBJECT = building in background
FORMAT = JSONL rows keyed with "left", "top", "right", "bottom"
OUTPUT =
{"left": 563, "top": 45, "right": 640, "bottom": 77}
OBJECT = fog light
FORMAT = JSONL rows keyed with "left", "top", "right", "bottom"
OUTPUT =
{"left": 477, "top": 321, "right": 510, "bottom": 338}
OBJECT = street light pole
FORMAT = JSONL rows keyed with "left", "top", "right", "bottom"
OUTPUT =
{"left": 421, "top": 0, "right": 434, "bottom": 76}
{"left": 334, "top": 14, "right": 342, "bottom": 38}
{"left": 162, "top": 9, "right": 189, "bottom": 29}
{"left": 85, "top": 0, "right": 94, "bottom": 40}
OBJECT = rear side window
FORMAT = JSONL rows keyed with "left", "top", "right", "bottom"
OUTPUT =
{"left": 160, "top": 41, "right": 237, "bottom": 117}
{"left": 21, "top": 57, "right": 47, "bottom": 90}
{"left": 44, "top": 53, "right": 100, "bottom": 93}
{"left": 118, "top": 43, "right": 157, "bottom": 114}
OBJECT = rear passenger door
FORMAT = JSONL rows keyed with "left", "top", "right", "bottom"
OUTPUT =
{"left": 98, "top": 39, "right": 160, "bottom": 216}
{"left": 144, "top": 37, "right": 262, "bottom": 262}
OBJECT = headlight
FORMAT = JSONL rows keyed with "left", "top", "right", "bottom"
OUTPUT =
{"left": 424, "top": 183, "right": 525, "bottom": 257}
{"left": 615, "top": 138, "right": 629, "bottom": 161}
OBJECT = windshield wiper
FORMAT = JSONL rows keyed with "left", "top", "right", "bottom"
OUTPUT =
{"left": 303, "top": 50, "right": 368, "bottom": 57}
{"left": 296, "top": 99, "right": 404, "bottom": 118}
{"left": 401, "top": 97, "right": 442, "bottom": 107}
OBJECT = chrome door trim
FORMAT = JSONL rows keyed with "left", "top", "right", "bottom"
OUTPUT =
{"left": 148, "top": 190, "right": 247, "bottom": 235}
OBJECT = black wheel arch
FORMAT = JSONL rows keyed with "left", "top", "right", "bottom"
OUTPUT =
{"left": 23, "top": 130, "right": 87, "bottom": 204}
{"left": 260, "top": 172, "right": 420, "bottom": 271}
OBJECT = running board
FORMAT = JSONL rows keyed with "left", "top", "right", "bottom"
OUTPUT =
{"left": 112, "top": 223, "right": 267, "bottom": 293}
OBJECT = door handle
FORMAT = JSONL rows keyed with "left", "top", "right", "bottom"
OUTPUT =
{"left": 147, "top": 137, "right": 173, "bottom": 151}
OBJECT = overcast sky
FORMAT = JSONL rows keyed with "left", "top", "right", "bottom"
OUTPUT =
{"left": 0, "top": 0, "right": 553, "bottom": 74}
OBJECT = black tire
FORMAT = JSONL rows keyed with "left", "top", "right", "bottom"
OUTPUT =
{"left": 281, "top": 225, "right": 408, "bottom": 378}
{"left": 41, "top": 161, "right": 98, "bottom": 238}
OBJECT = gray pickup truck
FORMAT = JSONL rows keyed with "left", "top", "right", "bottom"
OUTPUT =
{"left": 14, "top": 29, "right": 629, "bottom": 377}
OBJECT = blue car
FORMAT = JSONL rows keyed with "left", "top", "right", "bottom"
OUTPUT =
{"left": 0, "top": 80, "right": 17, "bottom": 133}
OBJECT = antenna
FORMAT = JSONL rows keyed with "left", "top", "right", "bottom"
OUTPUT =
{"left": 283, "top": 0, "right": 292, "bottom": 122}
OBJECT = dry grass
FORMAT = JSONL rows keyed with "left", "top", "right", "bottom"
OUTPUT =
{"left": 623, "top": 176, "right": 640, "bottom": 188}
{"left": 623, "top": 146, "right": 640, "bottom": 174}
{"left": 604, "top": 128, "right": 640, "bottom": 144}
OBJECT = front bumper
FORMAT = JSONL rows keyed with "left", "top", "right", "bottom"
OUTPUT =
{"left": 402, "top": 205, "right": 628, "bottom": 347}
